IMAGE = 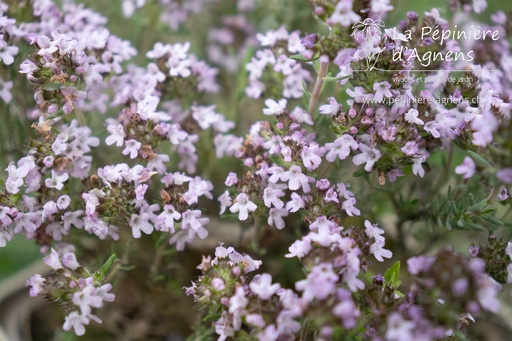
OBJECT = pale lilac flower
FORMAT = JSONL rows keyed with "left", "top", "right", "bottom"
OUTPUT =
{"left": 324, "top": 187, "right": 339, "bottom": 203}
{"left": 370, "top": 238, "right": 393, "bottom": 262}
{"left": 122, "top": 139, "right": 141, "bottom": 159}
{"left": 57, "top": 195, "right": 71, "bottom": 210}
{"left": 26, "top": 274, "right": 46, "bottom": 297}
{"left": 342, "top": 197, "right": 360, "bottom": 216}
{"left": 325, "top": 135, "right": 359, "bottom": 162}
{"left": 477, "top": 276, "right": 501, "bottom": 313}
{"left": 404, "top": 108, "right": 424, "bottom": 125}
{"left": 290, "top": 107, "right": 314, "bottom": 125}
{"left": 352, "top": 143, "right": 381, "bottom": 172}
{"left": 506, "top": 242, "right": 512, "bottom": 260}
{"left": 44, "top": 248, "right": 63, "bottom": 270}
{"left": 280, "top": 146, "right": 293, "bottom": 162}
{"left": 230, "top": 193, "right": 257, "bottom": 220}
{"left": 147, "top": 153, "right": 170, "bottom": 174}
{"left": 329, "top": 0, "right": 361, "bottom": 27}
{"left": 401, "top": 141, "right": 418, "bottom": 156}
{"left": 135, "top": 184, "right": 148, "bottom": 200}
{"left": 385, "top": 313, "right": 415, "bottom": 341}
{"left": 218, "top": 191, "right": 232, "bottom": 215}
{"left": 498, "top": 186, "right": 509, "bottom": 201}
{"left": 63, "top": 312, "right": 89, "bottom": 336}
{"left": 250, "top": 274, "right": 281, "bottom": 300}
{"left": 62, "top": 252, "right": 80, "bottom": 270}
{"left": 407, "top": 256, "right": 435, "bottom": 275}
{"left": 473, "top": 0, "right": 487, "bottom": 13}
{"left": 246, "top": 314, "right": 265, "bottom": 328}
{"left": 45, "top": 170, "right": 69, "bottom": 190}
{"left": 295, "top": 263, "right": 338, "bottom": 301}
{"left": 281, "top": 165, "right": 312, "bottom": 192}
{"left": 286, "top": 237, "right": 312, "bottom": 258}
{"left": 263, "top": 185, "right": 285, "bottom": 209}
{"left": 263, "top": 98, "right": 287, "bottom": 116}
{"left": 224, "top": 172, "right": 238, "bottom": 186}
{"left": 211, "top": 278, "right": 225, "bottom": 291}
{"left": 268, "top": 208, "right": 288, "bottom": 230}
{"left": 455, "top": 156, "right": 476, "bottom": 179}
{"left": 167, "top": 42, "right": 192, "bottom": 77}
{"left": 268, "top": 166, "right": 285, "bottom": 183}
{"left": 0, "top": 230, "right": 11, "bottom": 247}
{"left": 229, "top": 286, "right": 248, "bottom": 330}
{"left": 96, "top": 284, "right": 115, "bottom": 303}
{"left": 373, "top": 81, "right": 393, "bottom": 102}
{"left": 497, "top": 168, "right": 512, "bottom": 184}
{"left": 129, "top": 205, "right": 157, "bottom": 238}
{"left": 319, "top": 97, "right": 340, "bottom": 115}
{"left": 286, "top": 192, "right": 305, "bottom": 212}
{"left": 301, "top": 144, "right": 324, "bottom": 170}
{"left": 346, "top": 86, "right": 367, "bottom": 103}
{"left": 156, "top": 205, "right": 181, "bottom": 233}
{"left": 181, "top": 209, "right": 209, "bottom": 239}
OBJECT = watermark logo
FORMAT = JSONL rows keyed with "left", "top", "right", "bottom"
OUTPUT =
{"left": 351, "top": 19, "right": 501, "bottom": 73}
{"left": 351, "top": 18, "right": 384, "bottom": 41}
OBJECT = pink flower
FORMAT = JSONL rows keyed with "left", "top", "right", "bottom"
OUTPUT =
{"left": 281, "top": 165, "right": 313, "bottom": 192}
{"left": 263, "top": 98, "right": 287, "bottom": 115}
{"left": 385, "top": 313, "right": 415, "bottom": 341}
{"left": 319, "top": 97, "right": 340, "bottom": 115}
{"left": 325, "top": 135, "right": 359, "bottom": 162}
{"left": 373, "top": 81, "right": 393, "bottom": 102}
{"left": 295, "top": 263, "right": 339, "bottom": 301}
{"left": 263, "top": 185, "right": 285, "bottom": 209}
{"left": 230, "top": 193, "right": 258, "bottom": 220}
{"left": 286, "top": 192, "right": 305, "bottom": 212}
{"left": 44, "top": 248, "right": 63, "bottom": 270}
{"left": 156, "top": 205, "right": 181, "bottom": 232}
{"left": 455, "top": 156, "right": 476, "bottom": 179}
{"left": 268, "top": 208, "right": 288, "bottom": 229}
{"left": 63, "top": 312, "right": 89, "bottom": 336}
{"left": 404, "top": 108, "right": 424, "bottom": 125}
{"left": 26, "top": 274, "right": 46, "bottom": 297}
{"left": 352, "top": 143, "right": 381, "bottom": 171}
{"left": 250, "top": 274, "right": 281, "bottom": 300}
{"left": 122, "top": 139, "right": 141, "bottom": 159}
{"left": 218, "top": 191, "right": 232, "bottom": 214}
{"left": 45, "top": 170, "right": 69, "bottom": 190}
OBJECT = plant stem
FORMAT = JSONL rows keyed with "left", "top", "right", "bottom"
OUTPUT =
{"left": 432, "top": 145, "right": 454, "bottom": 193}
{"left": 308, "top": 60, "right": 329, "bottom": 115}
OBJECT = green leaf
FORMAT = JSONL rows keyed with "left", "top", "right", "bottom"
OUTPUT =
{"left": 312, "top": 59, "right": 321, "bottom": 73}
{"left": 467, "top": 151, "right": 493, "bottom": 168}
{"left": 203, "top": 313, "right": 222, "bottom": 322}
{"left": 99, "top": 253, "right": 117, "bottom": 277}
{"left": 383, "top": 261, "right": 400, "bottom": 287}
{"left": 155, "top": 232, "right": 170, "bottom": 248}
{"left": 480, "top": 214, "right": 503, "bottom": 226}
{"left": 329, "top": 125, "right": 344, "bottom": 134}
{"left": 290, "top": 53, "right": 312, "bottom": 62}
{"left": 467, "top": 200, "right": 487, "bottom": 212}
{"left": 324, "top": 75, "right": 351, "bottom": 82}
{"left": 352, "top": 167, "right": 368, "bottom": 177}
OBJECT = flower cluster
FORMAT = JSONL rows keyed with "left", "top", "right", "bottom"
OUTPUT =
{"left": 26, "top": 249, "right": 115, "bottom": 336}
{"left": 0, "top": 119, "right": 98, "bottom": 248}
{"left": 246, "top": 27, "right": 312, "bottom": 98}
